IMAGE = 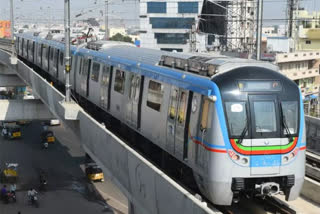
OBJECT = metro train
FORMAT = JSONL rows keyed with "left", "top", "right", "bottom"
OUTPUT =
{"left": 15, "top": 33, "right": 306, "bottom": 205}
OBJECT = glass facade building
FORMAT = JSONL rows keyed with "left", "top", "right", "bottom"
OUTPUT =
{"left": 147, "top": 2, "right": 167, "bottom": 13}
{"left": 150, "top": 18, "right": 195, "bottom": 29}
{"left": 155, "top": 33, "right": 189, "bottom": 44}
{"left": 140, "top": 0, "right": 202, "bottom": 52}
{"left": 178, "top": 2, "right": 198, "bottom": 13}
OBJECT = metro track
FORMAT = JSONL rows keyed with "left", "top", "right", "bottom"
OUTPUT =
{"left": 306, "top": 149, "right": 320, "bottom": 182}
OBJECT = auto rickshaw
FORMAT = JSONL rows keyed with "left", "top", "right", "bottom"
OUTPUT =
{"left": 6, "top": 124, "right": 22, "bottom": 139}
{"left": 85, "top": 163, "right": 104, "bottom": 182}
{"left": 41, "top": 130, "right": 55, "bottom": 144}
{"left": 1, "top": 163, "right": 18, "bottom": 183}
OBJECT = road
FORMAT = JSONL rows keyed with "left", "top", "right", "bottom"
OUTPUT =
{"left": 0, "top": 121, "right": 117, "bottom": 214}
{"left": 48, "top": 122, "right": 129, "bottom": 214}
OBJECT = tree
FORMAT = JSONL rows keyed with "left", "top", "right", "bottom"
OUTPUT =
{"left": 109, "top": 33, "right": 133, "bottom": 43}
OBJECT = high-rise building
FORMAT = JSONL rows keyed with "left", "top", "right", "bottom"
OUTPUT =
{"left": 139, "top": 0, "right": 256, "bottom": 53}
{"left": 139, "top": 0, "right": 203, "bottom": 52}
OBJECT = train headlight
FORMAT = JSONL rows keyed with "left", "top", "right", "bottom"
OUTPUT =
{"left": 241, "top": 158, "right": 248, "bottom": 164}
{"left": 232, "top": 154, "right": 240, "bottom": 161}
{"left": 289, "top": 152, "right": 295, "bottom": 159}
{"left": 283, "top": 156, "right": 289, "bottom": 162}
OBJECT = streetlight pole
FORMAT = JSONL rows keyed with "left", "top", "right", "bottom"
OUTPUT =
{"left": 256, "top": 0, "right": 263, "bottom": 60}
{"left": 105, "top": 0, "right": 109, "bottom": 40}
{"left": 10, "top": 0, "right": 17, "bottom": 64}
{"left": 64, "top": 0, "right": 71, "bottom": 102}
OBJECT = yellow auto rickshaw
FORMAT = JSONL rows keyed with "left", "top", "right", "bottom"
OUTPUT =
{"left": 41, "top": 130, "right": 55, "bottom": 144}
{"left": 1, "top": 163, "right": 18, "bottom": 183}
{"left": 6, "top": 125, "right": 21, "bottom": 139}
{"left": 85, "top": 163, "right": 104, "bottom": 182}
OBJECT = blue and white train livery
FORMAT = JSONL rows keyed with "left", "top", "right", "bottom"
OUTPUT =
{"left": 16, "top": 33, "right": 306, "bottom": 205}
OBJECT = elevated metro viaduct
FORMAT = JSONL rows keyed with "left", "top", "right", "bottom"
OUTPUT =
{"left": 0, "top": 47, "right": 218, "bottom": 214}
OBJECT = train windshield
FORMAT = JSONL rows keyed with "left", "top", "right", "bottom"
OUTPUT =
{"left": 253, "top": 101, "right": 277, "bottom": 133}
{"left": 225, "top": 100, "right": 299, "bottom": 138}
{"left": 225, "top": 102, "right": 248, "bottom": 137}
{"left": 281, "top": 101, "right": 299, "bottom": 135}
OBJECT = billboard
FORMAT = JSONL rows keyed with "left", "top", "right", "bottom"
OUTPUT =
{"left": 0, "top": 21, "right": 11, "bottom": 38}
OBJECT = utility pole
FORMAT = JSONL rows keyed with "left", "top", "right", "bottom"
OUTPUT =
{"left": 64, "top": 0, "right": 71, "bottom": 102}
{"left": 288, "top": 0, "right": 295, "bottom": 37}
{"left": 105, "top": 0, "right": 109, "bottom": 40}
{"left": 256, "top": 0, "right": 263, "bottom": 60}
{"left": 10, "top": 0, "right": 17, "bottom": 64}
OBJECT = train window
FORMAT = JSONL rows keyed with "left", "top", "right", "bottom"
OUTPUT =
{"left": 225, "top": 102, "right": 247, "bottom": 136}
{"left": 281, "top": 101, "right": 298, "bottom": 135}
{"left": 200, "top": 99, "right": 210, "bottom": 131}
{"left": 50, "top": 48, "right": 54, "bottom": 60}
{"left": 91, "top": 62, "right": 100, "bottom": 82}
{"left": 147, "top": 80, "right": 164, "bottom": 112}
{"left": 129, "top": 75, "right": 141, "bottom": 100}
{"left": 134, "top": 77, "right": 141, "bottom": 101}
{"left": 31, "top": 42, "right": 34, "bottom": 53}
{"left": 178, "top": 91, "right": 187, "bottom": 124}
{"left": 54, "top": 50, "right": 58, "bottom": 64}
{"left": 169, "top": 88, "right": 178, "bottom": 119}
{"left": 101, "top": 66, "right": 110, "bottom": 86}
{"left": 129, "top": 75, "right": 136, "bottom": 99}
{"left": 38, "top": 44, "right": 42, "bottom": 56}
{"left": 253, "top": 101, "right": 277, "bottom": 133}
{"left": 114, "top": 70, "right": 126, "bottom": 94}
{"left": 60, "top": 52, "right": 64, "bottom": 66}
{"left": 82, "top": 59, "right": 89, "bottom": 76}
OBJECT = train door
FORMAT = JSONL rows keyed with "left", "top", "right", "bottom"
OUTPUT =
{"left": 49, "top": 47, "right": 54, "bottom": 75}
{"left": 53, "top": 49, "right": 59, "bottom": 79}
{"left": 30, "top": 41, "right": 35, "bottom": 63}
{"left": 166, "top": 86, "right": 190, "bottom": 160}
{"left": 18, "top": 38, "right": 22, "bottom": 56}
{"left": 58, "top": 51, "right": 64, "bottom": 83}
{"left": 126, "top": 74, "right": 142, "bottom": 129}
{"left": 100, "top": 65, "right": 112, "bottom": 110}
{"left": 80, "top": 57, "right": 91, "bottom": 97}
{"left": 248, "top": 95, "right": 281, "bottom": 175}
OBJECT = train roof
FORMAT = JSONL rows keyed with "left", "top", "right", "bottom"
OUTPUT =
{"left": 16, "top": 33, "right": 278, "bottom": 77}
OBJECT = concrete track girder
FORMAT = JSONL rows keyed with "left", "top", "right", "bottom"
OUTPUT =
{"left": 0, "top": 99, "right": 54, "bottom": 121}
{"left": 0, "top": 49, "right": 219, "bottom": 214}
{"left": 0, "top": 74, "right": 26, "bottom": 87}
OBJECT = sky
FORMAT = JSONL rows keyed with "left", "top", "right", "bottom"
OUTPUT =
{"left": 0, "top": 0, "right": 320, "bottom": 27}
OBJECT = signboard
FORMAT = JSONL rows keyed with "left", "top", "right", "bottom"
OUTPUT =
{"left": 0, "top": 20, "right": 11, "bottom": 38}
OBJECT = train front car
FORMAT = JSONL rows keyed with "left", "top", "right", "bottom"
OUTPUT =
{"left": 203, "top": 66, "right": 306, "bottom": 205}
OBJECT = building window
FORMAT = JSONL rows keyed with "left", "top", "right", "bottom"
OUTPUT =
{"left": 178, "top": 2, "right": 198, "bottom": 13}
{"left": 306, "top": 40, "right": 311, "bottom": 44}
{"left": 91, "top": 62, "right": 100, "bottom": 82}
{"left": 150, "top": 17, "right": 194, "bottom": 29}
{"left": 147, "top": 80, "right": 164, "bottom": 112}
{"left": 154, "top": 33, "right": 189, "bottom": 44}
{"left": 114, "top": 70, "right": 126, "bottom": 94}
{"left": 147, "top": 2, "right": 166, "bottom": 13}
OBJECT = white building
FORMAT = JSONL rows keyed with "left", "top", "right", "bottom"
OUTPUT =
{"left": 139, "top": 0, "right": 257, "bottom": 53}
{"left": 139, "top": 0, "right": 204, "bottom": 52}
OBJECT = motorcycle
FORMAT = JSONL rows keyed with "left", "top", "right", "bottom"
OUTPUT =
{"left": 42, "top": 141, "right": 48, "bottom": 149}
{"left": 7, "top": 191, "right": 16, "bottom": 203}
{"left": 29, "top": 195, "right": 39, "bottom": 208}
{"left": 39, "top": 179, "right": 47, "bottom": 191}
